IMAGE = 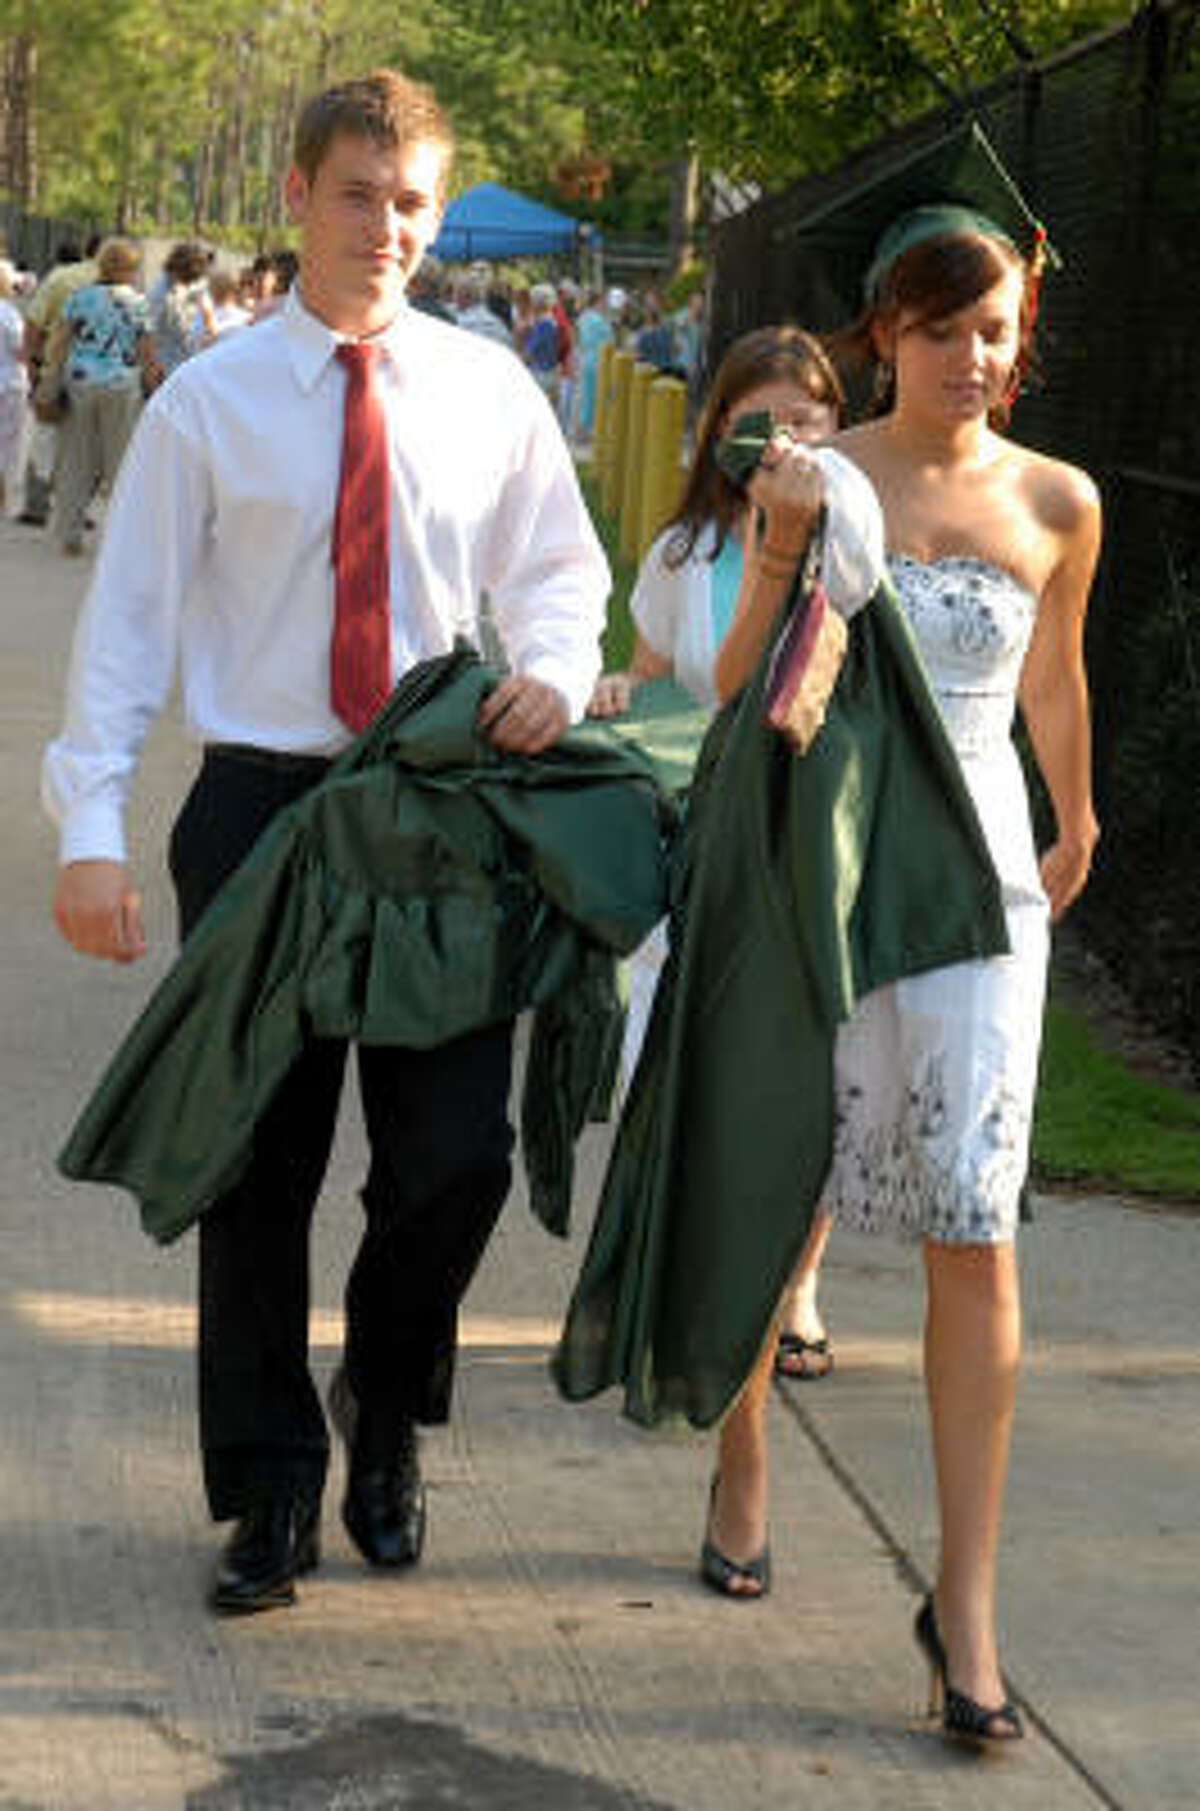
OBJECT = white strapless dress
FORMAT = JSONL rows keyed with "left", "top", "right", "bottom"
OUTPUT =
{"left": 820, "top": 554, "right": 1050, "bottom": 1243}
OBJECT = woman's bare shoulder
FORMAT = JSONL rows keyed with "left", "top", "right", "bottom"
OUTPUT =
{"left": 832, "top": 420, "right": 888, "bottom": 457}
{"left": 1009, "top": 441, "right": 1101, "bottom": 539}
{"left": 829, "top": 420, "right": 892, "bottom": 481}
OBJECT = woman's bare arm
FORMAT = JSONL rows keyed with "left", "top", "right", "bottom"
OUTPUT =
{"left": 1018, "top": 467, "right": 1103, "bottom": 919}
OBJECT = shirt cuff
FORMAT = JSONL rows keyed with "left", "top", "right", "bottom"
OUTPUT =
{"left": 58, "top": 799, "right": 128, "bottom": 867}
{"left": 519, "top": 655, "right": 595, "bottom": 725}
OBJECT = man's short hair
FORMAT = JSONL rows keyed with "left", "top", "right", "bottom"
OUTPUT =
{"left": 293, "top": 69, "right": 454, "bottom": 185}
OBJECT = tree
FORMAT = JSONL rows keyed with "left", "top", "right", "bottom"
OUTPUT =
{"left": 0, "top": 0, "right": 1134, "bottom": 242}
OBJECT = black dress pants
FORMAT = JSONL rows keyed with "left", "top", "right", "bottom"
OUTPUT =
{"left": 169, "top": 746, "right": 515, "bottom": 1520}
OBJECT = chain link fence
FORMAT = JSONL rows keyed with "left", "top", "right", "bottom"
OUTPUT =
{"left": 0, "top": 202, "right": 93, "bottom": 274}
{"left": 709, "top": 0, "right": 1200, "bottom": 1074}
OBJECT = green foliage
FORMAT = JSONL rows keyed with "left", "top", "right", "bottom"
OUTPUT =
{"left": 2, "top": 0, "right": 1134, "bottom": 235}
{"left": 484, "top": 0, "right": 1134, "bottom": 184}
{"left": 662, "top": 262, "right": 706, "bottom": 309}
{"left": 1034, "top": 1002, "right": 1200, "bottom": 1201}
{"left": 580, "top": 472, "right": 636, "bottom": 668}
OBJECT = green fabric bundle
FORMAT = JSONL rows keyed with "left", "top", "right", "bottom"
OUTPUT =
{"left": 553, "top": 424, "right": 1010, "bottom": 1430}
{"left": 59, "top": 648, "right": 706, "bottom": 1245}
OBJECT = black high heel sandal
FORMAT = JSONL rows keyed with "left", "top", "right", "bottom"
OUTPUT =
{"left": 698, "top": 1476, "right": 771, "bottom": 1600}
{"left": 914, "top": 1595, "right": 1024, "bottom": 1747}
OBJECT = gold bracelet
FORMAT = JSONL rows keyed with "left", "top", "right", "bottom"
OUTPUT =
{"left": 754, "top": 550, "right": 798, "bottom": 580}
{"left": 758, "top": 541, "right": 804, "bottom": 567}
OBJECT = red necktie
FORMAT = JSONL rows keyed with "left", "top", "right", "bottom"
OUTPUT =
{"left": 331, "top": 342, "right": 391, "bottom": 733}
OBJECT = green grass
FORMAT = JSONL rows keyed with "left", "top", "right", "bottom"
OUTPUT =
{"left": 1033, "top": 1002, "right": 1200, "bottom": 1202}
{"left": 581, "top": 473, "right": 636, "bottom": 669}
{"left": 580, "top": 480, "right": 1200, "bottom": 1205}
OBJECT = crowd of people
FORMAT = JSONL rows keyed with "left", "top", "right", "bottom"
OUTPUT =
{"left": 30, "top": 61, "right": 1100, "bottom": 1766}
{"left": 410, "top": 259, "right": 706, "bottom": 440}
{"left": 0, "top": 233, "right": 304, "bottom": 553}
{"left": 1, "top": 220, "right": 698, "bottom": 558}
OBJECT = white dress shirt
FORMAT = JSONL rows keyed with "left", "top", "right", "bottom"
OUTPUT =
{"left": 43, "top": 287, "right": 608, "bottom": 863}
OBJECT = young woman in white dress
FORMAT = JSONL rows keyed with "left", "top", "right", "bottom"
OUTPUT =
{"left": 703, "top": 198, "right": 1100, "bottom": 1748}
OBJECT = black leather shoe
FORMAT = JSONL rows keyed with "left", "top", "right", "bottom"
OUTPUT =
{"left": 329, "top": 1364, "right": 426, "bottom": 1569}
{"left": 210, "top": 1493, "right": 320, "bottom": 1615}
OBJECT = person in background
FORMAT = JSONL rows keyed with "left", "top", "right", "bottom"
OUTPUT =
{"left": 52, "top": 236, "right": 153, "bottom": 556}
{"left": 520, "top": 282, "right": 561, "bottom": 405}
{"left": 268, "top": 248, "right": 299, "bottom": 300}
{"left": 244, "top": 253, "right": 279, "bottom": 321}
{"left": 573, "top": 288, "right": 613, "bottom": 441}
{"left": 509, "top": 283, "right": 532, "bottom": 348}
{"left": 589, "top": 323, "right": 849, "bottom": 1379}
{"left": 407, "top": 255, "right": 455, "bottom": 322}
{"left": 672, "top": 288, "right": 707, "bottom": 419}
{"left": 150, "top": 241, "right": 210, "bottom": 377}
{"left": 553, "top": 279, "right": 579, "bottom": 435}
{"left": 0, "top": 258, "right": 31, "bottom": 519}
{"left": 20, "top": 235, "right": 101, "bottom": 527}
{"left": 485, "top": 279, "right": 513, "bottom": 332}
{"left": 453, "top": 267, "right": 512, "bottom": 346}
{"left": 202, "top": 270, "right": 250, "bottom": 341}
{"left": 634, "top": 291, "right": 676, "bottom": 374}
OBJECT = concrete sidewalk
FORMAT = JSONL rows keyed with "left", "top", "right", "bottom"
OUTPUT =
{"left": 2, "top": 519, "right": 1197, "bottom": 1810}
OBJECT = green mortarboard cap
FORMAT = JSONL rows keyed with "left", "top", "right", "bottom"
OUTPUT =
{"left": 794, "top": 120, "right": 1059, "bottom": 313}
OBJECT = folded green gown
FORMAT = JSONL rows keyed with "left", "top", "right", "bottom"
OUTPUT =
{"left": 553, "top": 504, "right": 1010, "bottom": 1429}
{"left": 59, "top": 648, "right": 707, "bottom": 1245}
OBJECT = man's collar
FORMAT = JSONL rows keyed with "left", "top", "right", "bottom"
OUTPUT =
{"left": 282, "top": 285, "right": 412, "bottom": 392}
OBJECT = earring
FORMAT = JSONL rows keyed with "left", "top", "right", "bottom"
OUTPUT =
{"left": 872, "top": 360, "right": 894, "bottom": 409}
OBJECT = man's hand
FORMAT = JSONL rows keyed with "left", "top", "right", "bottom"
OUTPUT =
{"left": 478, "top": 675, "right": 570, "bottom": 754}
{"left": 53, "top": 860, "right": 147, "bottom": 963}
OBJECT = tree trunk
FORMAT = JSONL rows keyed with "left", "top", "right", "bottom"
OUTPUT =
{"left": 192, "top": 129, "right": 214, "bottom": 232}
{"left": 151, "top": 138, "right": 171, "bottom": 225}
{"left": 260, "top": 78, "right": 297, "bottom": 238}
{"left": 666, "top": 151, "right": 700, "bottom": 279}
{"left": 115, "top": 118, "right": 137, "bottom": 232}
{"left": 5, "top": 34, "right": 38, "bottom": 212}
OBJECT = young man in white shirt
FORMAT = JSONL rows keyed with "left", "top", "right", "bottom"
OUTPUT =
{"left": 44, "top": 69, "right": 607, "bottom": 1614}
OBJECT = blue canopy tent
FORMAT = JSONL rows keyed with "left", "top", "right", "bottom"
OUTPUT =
{"left": 431, "top": 182, "right": 590, "bottom": 263}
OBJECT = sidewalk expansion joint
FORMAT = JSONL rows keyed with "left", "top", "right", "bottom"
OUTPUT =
{"left": 775, "top": 1384, "right": 1129, "bottom": 1811}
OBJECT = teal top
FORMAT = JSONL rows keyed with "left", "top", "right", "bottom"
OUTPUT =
{"left": 708, "top": 534, "right": 744, "bottom": 653}
{"left": 63, "top": 283, "right": 149, "bottom": 388}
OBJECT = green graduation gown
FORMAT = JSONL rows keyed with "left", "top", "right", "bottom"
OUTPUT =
{"left": 58, "top": 649, "right": 706, "bottom": 1245}
{"left": 552, "top": 562, "right": 1010, "bottom": 1430}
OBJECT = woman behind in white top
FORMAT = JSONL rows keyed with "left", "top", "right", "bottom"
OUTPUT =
{"left": 0, "top": 257, "right": 30, "bottom": 520}
{"left": 589, "top": 324, "right": 847, "bottom": 1384}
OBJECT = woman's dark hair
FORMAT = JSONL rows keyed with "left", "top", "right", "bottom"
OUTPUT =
{"left": 835, "top": 230, "right": 1036, "bottom": 426}
{"left": 270, "top": 248, "right": 299, "bottom": 291}
{"left": 165, "top": 240, "right": 210, "bottom": 285}
{"left": 662, "top": 324, "right": 845, "bottom": 567}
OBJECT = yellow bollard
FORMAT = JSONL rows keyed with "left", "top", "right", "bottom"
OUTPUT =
{"left": 591, "top": 341, "right": 615, "bottom": 488}
{"left": 638, "top": 376, "right": 688, "bottom": 562}
{"left": 602, "top": 349, "right": 635, "bottom": 519}
{"left": 619, "top": 363, "right": 656, "bottom": 562}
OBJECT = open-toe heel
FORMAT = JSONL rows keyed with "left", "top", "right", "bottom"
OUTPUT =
{"left": 698, "top": 1476, "right": 771, "bottom": 1601}
{"left": 913, "top": 1595, "right": 1024, "bottom": 1747}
